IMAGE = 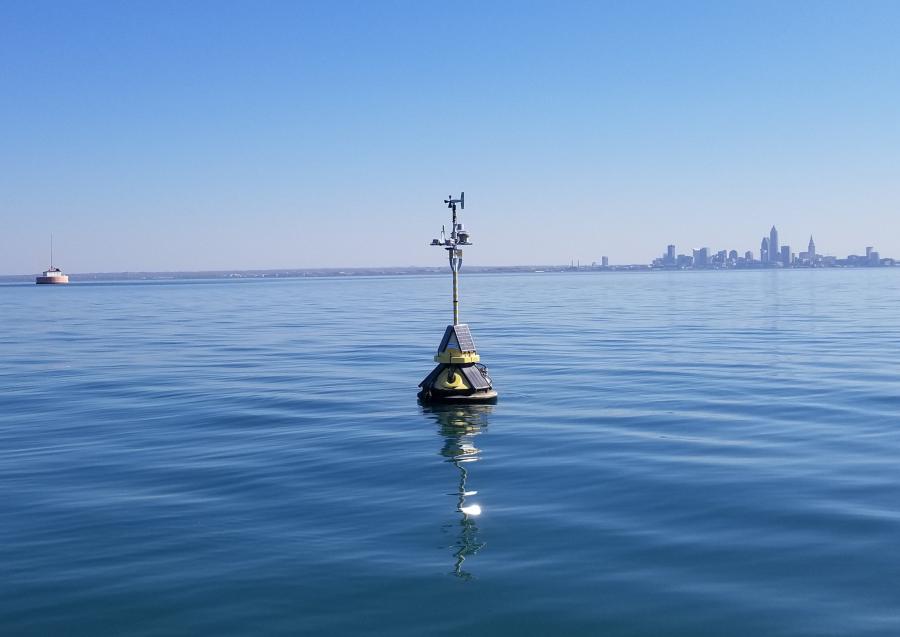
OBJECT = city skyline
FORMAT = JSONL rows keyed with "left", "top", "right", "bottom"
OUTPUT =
{"left": 647, "top": 225, "right": 892, "bottom": 270}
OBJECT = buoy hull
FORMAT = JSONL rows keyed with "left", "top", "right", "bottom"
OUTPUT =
{"left": 419, "top": 324, "right": 496, "bottom": 403}
{"left": 418, "top": 360, "right": 496, "bottom": 404}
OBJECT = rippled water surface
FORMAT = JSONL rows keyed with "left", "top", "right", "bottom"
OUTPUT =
{"left": 2, "top": 270, "right": 899, "bottom": 635}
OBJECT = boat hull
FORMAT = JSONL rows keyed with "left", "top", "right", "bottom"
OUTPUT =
{"left": 36, "top": 275, "right": 69, "bottom": 284}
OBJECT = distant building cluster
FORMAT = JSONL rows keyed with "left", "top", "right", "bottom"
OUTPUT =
{"left": 648, "top": 226, "right": 895, "bottom": 270}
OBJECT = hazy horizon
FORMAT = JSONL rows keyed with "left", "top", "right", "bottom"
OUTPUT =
{"left": 3, "top": 2, "right": 899, "bottom": 275}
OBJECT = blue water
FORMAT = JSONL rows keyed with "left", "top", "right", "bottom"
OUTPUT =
{"left": 2, "top": 271, "right": 899, "bottom": 635}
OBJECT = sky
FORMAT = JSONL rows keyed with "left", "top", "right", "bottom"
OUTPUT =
{"left": 1, "top": 1, "right": 899, "bottom": 274}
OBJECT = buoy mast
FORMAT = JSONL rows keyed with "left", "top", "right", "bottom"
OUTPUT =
{"left": 442, "top": 193, "right": 467, "bottom": 325}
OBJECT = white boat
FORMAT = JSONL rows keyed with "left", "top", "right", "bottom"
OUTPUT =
{"left": 36, "top": 267, "right": 69, "bottom": 284}
{"left": 36, "top": 236, "right": 69, "bottom": 284}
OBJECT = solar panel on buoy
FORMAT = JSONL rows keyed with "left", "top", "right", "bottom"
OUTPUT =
{"left": 438, "top": 324, "right": 477, "bottom": 353}
{"left": 454, "top": 325, "right": 476, "bottom": 352}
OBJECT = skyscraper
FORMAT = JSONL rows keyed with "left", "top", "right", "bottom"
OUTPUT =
{"left": 667, "top": 244, "right": 675, "bottom": 264}
{"left": 781, "top": 245, "right": 791, "bottom": 267}
{"left": 770, "top": 226, "right": 779, "bottom": 262}
{"left": 693, "top": 247, "right": 709, "bottom": 267}
{"left": 808, "top": 236, "right": 816, "bottom": 261}
{"left": 761, "top": 237, "right": 769, "bottom": 263}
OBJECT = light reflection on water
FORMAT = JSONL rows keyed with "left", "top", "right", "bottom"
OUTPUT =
{"left": 424, "top": 404, "right": 493, "bottom": 579}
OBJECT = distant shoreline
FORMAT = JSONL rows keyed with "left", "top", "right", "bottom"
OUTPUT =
{"left": 2, "top": 263, "right": 897, "bottom": 283}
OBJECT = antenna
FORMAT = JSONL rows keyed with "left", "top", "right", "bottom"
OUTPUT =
{"left": 50, "top": 234, "right": 53, "bottom": 269}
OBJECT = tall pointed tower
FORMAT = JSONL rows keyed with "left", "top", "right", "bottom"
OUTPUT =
{"left": 770, "top": 226, "right": 779, "bottom": 262}
{"left": 808, "top": 235, "right": 816, "bottom": 261}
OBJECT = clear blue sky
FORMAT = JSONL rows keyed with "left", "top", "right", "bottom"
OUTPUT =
{"left": 2, "top": 1, "right": 898, "bottom": 273}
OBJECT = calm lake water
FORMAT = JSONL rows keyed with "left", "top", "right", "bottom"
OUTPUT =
{"left": 2, "top": 270, "right": 899, "bottom": 636}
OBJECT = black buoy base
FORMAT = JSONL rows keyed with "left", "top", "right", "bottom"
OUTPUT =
{"left": 417, "top": 388, "right": 498, "bottom": 404}
{"left": 418, "top": 360, "right": 497, "bottom": 404}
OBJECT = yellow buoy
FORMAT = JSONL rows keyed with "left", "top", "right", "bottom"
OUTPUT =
{"left": 418, "top": 193, "right": 497, "bottom": 404}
